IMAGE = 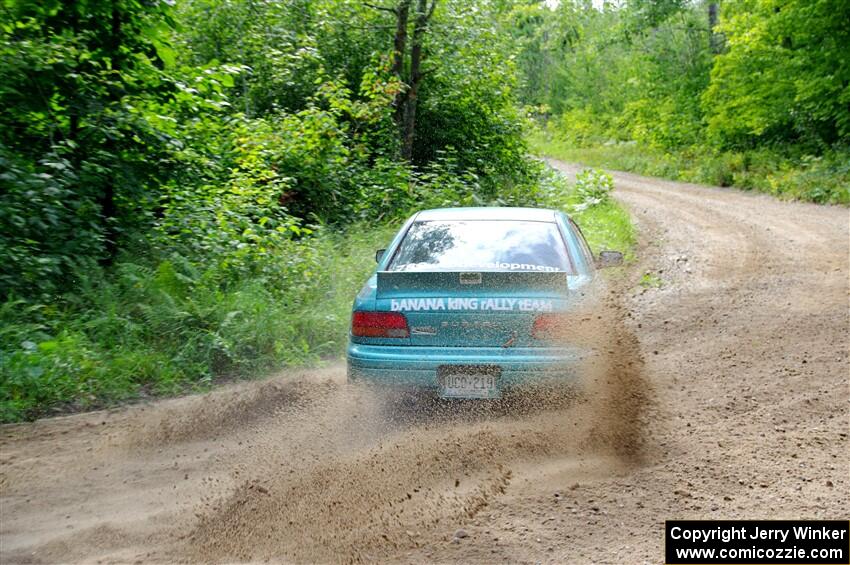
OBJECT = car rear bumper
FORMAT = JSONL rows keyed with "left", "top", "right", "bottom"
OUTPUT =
{"left": 347, "top": 343, "right": 583, "bottom": 391}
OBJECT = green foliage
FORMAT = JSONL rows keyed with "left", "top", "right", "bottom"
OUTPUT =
{"left": 537, "top": 166, "right": 636, "bottom": 259}
{"left": 530, "top": 131, "right": 850, "bottom": 204}
{"left": 0, "top": 225, "right": 396, "bottom": 422}
{"left": 572, "top": 199, "right": 636, "bottom": 261}
{"left": 573, "top": 168, "right": 614, "bottom": 209}
{"left": 1, "top": 0, "right": 548, "bottom": 298}
{"left": 0, "top": 147, "right": 101, "bottom": 295}
{"left": 519, "top": 0, "right": 849, "bottom": 204}
{"left": 412, "top": 1, "right": 534, "bottom": 182}
{"left": 512, "top": 0, "right": 711, "bottom": 149}
{"left": 0, "top": 0, "right": 639, "bottom": 421}
{"left": 639, "top": 272, "right": 664, "bottom": 289}
{"left": 0, "top": 0, "right": 180, "bottom": 297}
{"left": 703, "top": 0, "right": 850, "bottom": 148}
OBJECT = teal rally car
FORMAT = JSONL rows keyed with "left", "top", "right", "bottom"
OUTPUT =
{"left": 346, "top": 207, "right": 622, "bottom": 399}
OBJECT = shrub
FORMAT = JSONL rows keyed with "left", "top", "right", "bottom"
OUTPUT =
{"left": 574, "top": 168, "right": 614, "bottom": 210}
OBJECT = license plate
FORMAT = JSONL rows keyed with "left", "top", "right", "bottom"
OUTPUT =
{"left": 439, "top": 366, "right": 499, "bottom": 399}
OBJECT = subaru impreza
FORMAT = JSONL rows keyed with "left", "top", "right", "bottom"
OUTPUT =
{"left": 346, "top": 207, "right": 621, "bottom": 399}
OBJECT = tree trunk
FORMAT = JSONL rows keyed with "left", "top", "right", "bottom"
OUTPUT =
{"left": 392, "top": 1, "right": 411, "bottom": 126}
{"left": 708, "top": 2, "right": 721, "bottom": 54}
{"left": 370, "top": 0, "right": 435, "bottom": 161}
{"left": 99, "top": 1, "right": 123, "bottom": 265}
{"left": 400, "top": 0, "right": 434, "bottom": 161}
{"left": 400, "top": 81, "right": 419, "bottom": 161}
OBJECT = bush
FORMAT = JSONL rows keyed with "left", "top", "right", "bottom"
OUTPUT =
{"left": 1, "top": 0, "right": 636, "bottom": 423}
{"left": 0, "top": 145, "right": 576, "bottom": 422}
{"left": 573, "top": 168, "right": 614, "bottom": 209}
{"left": 535, "top": 164, "right": 635, "bottom": 258}
{"left": 0, "top": 223, "right": 398, "bottom": 422}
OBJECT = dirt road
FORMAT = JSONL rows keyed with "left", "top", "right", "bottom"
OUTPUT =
{"left": 2, "top": 161, "right": 848, "bottom": 564}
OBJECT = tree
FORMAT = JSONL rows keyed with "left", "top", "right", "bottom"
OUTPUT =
{"left": 367, "top": 0, "right": 438, "bottom": 160}
{"left": 702, "top": 0, "right": 850, "bottom": 148}
{"left": 0, "top": 0, "right": 175, "bottom": 294}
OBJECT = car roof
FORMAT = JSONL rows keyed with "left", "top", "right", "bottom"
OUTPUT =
{"left": 414, "top": 207, "right": 561, "bottom": 222}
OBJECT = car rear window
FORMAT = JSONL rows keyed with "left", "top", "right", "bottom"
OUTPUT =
{"left": 388, "top": 220, "right": 573, "bottom": 273}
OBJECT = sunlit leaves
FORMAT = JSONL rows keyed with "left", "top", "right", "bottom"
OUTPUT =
{"left": 0, "top": 0, "right": 181, "bottom": 296}
{"left": 703, "top": 0, "right": 850, "bottom": 147}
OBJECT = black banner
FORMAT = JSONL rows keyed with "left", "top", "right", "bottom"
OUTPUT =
{"left": 665, "top": 520, "right": 849, "bottom": 564}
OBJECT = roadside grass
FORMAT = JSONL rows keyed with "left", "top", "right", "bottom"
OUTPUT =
{"left": 0, "top": 224, "right": 398, "bottom": 423}
{"left": 573, "top": 200, "right": 636, "bottom": 260}
{"left": 539, "top": 162, "right": 636, "bottom": 261}
{"left": 0, "top": 175, "right": 636, "bottom": 423}
{"left": 530, "top": 131, "right": 850, "bottom": 205}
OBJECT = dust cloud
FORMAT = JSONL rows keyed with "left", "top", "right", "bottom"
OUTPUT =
{"left": 173, "top": 290, "right": 652, "bottom": 563}
{"left": 0, "top": 282, "right": 652, "bottom": 564}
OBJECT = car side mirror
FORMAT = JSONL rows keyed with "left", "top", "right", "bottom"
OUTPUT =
{"left": 596, "top": 250, "right": 624, "bottom": 268}
{"left": 375, "top": 249, "right": 386, "bottom": 263}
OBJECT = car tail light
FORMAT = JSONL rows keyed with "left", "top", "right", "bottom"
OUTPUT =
{"left": 351, "top": 311, "right": 409, "bottom": 338}
{"left": 532, "top": 313, "right": 568, "bottom": 339}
